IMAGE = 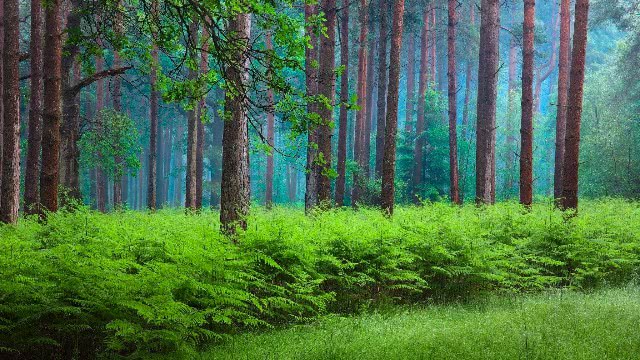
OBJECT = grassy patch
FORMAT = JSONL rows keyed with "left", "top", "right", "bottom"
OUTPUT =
{"left": 205, "top": 288, "right": 640, "bottom": 360}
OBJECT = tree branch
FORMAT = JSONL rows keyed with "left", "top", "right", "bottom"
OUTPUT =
{"left": 67, "top": 66, "right": 133, "bottom": 95}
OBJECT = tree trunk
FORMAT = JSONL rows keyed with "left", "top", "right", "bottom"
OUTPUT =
{"left": 287, "top": 163, "right": 297, "bottom": 202}
{"left": 317, "top": 0, "right": 337, "bottom": 205}
{"left": 460, "top": 2, "right": 475, "bottom": 200}
{"left": 185, "top": 23, "right": 199, "bottom": 211}
{"left": 0, "top": 0, "right": 4, "bottom": 210}
{"left": 505, "top": 22, "right": 517, "bottom": 198}
{"left": 374, "top": 0, "right": 388, "bottom": 178}
{"left": 220, "top": 13, "right": 252, "bottom": 234}
{"left": 335, "top": 0, "right": 350, "bottom": 206}
{"left": 0, "top": 0, "right": 20, "bottom": 223}
{"left": 304, "top": 3, "right": 320, "bottom": 212}
{"left": 447, "top": 0, "right": 460, "bottom": 204}
{"left": 412, "top": 11, "right": 429, "bottom": 203}
{"left": 196, "top": 34, "right": 209, "bottom": 210}
{"left": 404, "top": 34, "right": 415, "bottom": 133}
{"left": 112, "top": 6, "right": 124, "bottom": 208}
{"left": 380, "top": 0, "right": 405, "bottom": 215}
{"left": 430, "top": 6, "right": 437, "bottom": 86}
{"left": 475, "top": 0, "right": 500, "bottom": 204}
{"left": 209, "top": 88, "right": 224, "bottom": 209}
{"left": 363, "top": 14, "right": 376, "bottom": 179}
{"left": 352, "top": 0, "right": 369, "bottom": 206}
{"left": 24, "top": 0, "right": 44, "bottom": 214}
{"left": 554, "top": 0, "right": 571, "bottom": 201}
{"left": 561, "top": 0, "right": 589, "bottom": 210}
{"left": 265, "top": 32, "right": 275, "bottom": 209}
{"left": 95, "top": 55, "right": 107, "bottom": 212}
{"left": 163, "top": 125, "right": 171, "bottom": 206}
{"left": 174, "top": 124, "right": 184, "bottom": 206}
{"left": 520, "top": 0, "right": 536, "bottom": 206}
{"left": 148, "top": 43, "right": 159, "bottom": 210}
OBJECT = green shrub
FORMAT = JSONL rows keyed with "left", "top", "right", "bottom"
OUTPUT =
{"left": 1, "top": 200, "right": 639, "bottom": 358}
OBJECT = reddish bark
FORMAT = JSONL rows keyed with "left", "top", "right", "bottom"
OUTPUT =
{"left": 374, "top": 0, "right": 388, "bottom": 178}
{"left": 304, "top": 3, "right": 320, "bottom": 211}
{"left": 335, "top": 0, "right": 350, "bottom": 206}
{"left": 196, "top": 35, "right": 209, "bottom": 210}
{"left": 380, "top": 0, "right": 406, "bottom": 215}
{"left": 475, "top": 0, "right": 500, "bottom": 204}
{"left": 404, "top": 35, "right": 415, "bottom": 133}
{"left": 520, "top": 0, "right": 536, "bottom": 206}
{"left": 220, "top": 13, "right": 252, "bottom": 234}
{"left": 561, "top": 0, "right": 590, "bottom": 210}
{"left": 447, "top": 0, "right": 460, "bottom": 204}
{"left": 1, "top": 0, "right": 20, "bottom": 223}
{"left": 363, "top": 21, "right": 376, "bottom": 180}
{"left": 430, "top": 6, "right": 437, "bottom": 86}
{"left": 185, "top": 24, "right": 199, "bottom": 211}
{"left": 25, "top": 0, "right": 44, "bottom": 214}
{"left": 352, "top": 0, "right": 370, "bottom": 206}
{"left": 554, "top": 0, "right": 571, "bottom": 201}
{"left": 265, "top": 32, "right": 275, "bottom": 208}
{"left": 0, "top": 0, "right": 4, "bottom": 206}
{"left": 148, "top": 43, "right": 159, "bottom": 210}
{"left": 411, "top": 11, "right": 429, "bottom": 203}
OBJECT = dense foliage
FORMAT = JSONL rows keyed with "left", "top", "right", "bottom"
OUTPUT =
{"left": 1, "top": 200, "right": 639, "bottom": 358}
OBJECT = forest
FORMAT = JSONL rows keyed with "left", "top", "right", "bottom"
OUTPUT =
{"left": 1, "top": 0, "right": 640, "bottom": 358}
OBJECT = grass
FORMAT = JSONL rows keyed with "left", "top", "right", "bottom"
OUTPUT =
{"left": 204, "top": 287, "right": 640, "bottom": 360}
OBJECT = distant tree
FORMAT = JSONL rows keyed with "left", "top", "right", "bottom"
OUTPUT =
{"left": 447, "top": 0, "right": 460, "bottom": 205}
{"left": 305, "top": 2, "right": 320, "bottom": 212}
{"left": 185, "top": 23, "right": 199, "bottom": 211}
{"left": 335, "top": 0, "right": 350, "bottom": 207}
{"left": 352, "top": 0, "right": 370, "bottom": 206}
{"left": 561, "top": 0, "right": 590, "bottom": 210}
{"left": 265, "top": 31, "right": 275, "bottom": 209}
{"left": 412, "top": 10, "right": 429, "bottom": 203}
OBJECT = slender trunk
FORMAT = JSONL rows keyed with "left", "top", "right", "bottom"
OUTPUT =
{"left": 317, "top": 0, "right": 337, "bottom": 205}
{"left": 554, "top": 0, "right": 571, "bottom": 201}
{"left": 430, "top": 6, "right": 437, "bottom": 86}
{"left": 220, "top": 13, "right": 252, "bottom": 234}
{"left": 196, "top": 35, "right": 209, "bottom": 210}
{"left": 335, "top": 0, "right": 350, "bottom": 206}
{"left": 412, "top": 11, "right": 429, "bottom": 203}
{"left": 460, "top": 2, "right": 475, "bottom": 201}
{"left": 163, "top": 125, "right": 171, "bottom": 206}
{"left": 209, "top": 89, "right": 224, "bottom": 208}
{"left": 185, "top": 23, "right": 199, "bottom": 210}
{"left": 352, "top": 0, "right": 370, "bottom": 206}
{"left": 505, "top": 27, "right": 517, "bottom": 198}
{"left": 1, "top": 0, "right": 20, "bottom": 223}
{"left": 475, "top": 0, "right": 500, "bottom": 204}
{"left": 404, "top": 35, "right": 415, "bottom": 133}
{"left": 447, "top": 0, "right": 460, "bottom": 204}
{"left": 112, "top": 6, "right": 124, "bottom": 208}
{"left": 375, "top": 0, "right": 388, "bottom": 178}
{"left": 174, "top": 124, "right": 184, "bottom": 206}
{"left": 148, "top": 43, "right": 159, "bottom": 210}
{"left": 363, "top": 16, "right": 376, "bottom": 179}
{"left": 25, "top": 0, "right": 44, "bottom": 214}
{"left": 561, "top": 0, "right": 589, "bottom": 210}
{"left": 287, "top": 163, "right": 297, "bottom": 202}
{"left": 95, "top": 55, "right": 107, "bottom": 212}
{"left": 380, "top": 0, "right": 405, "bottom": 215}
{"left": 304, "top": 3, "right": 320, "bottom": 211}
{"left": 520, "top": 0, "right": 536, "bottom": 206}
{"left": 0, "top": 0, "right": 4, "bottom": 209}
{"left": 265, "top": 32, "right": 275, "bottom": 208}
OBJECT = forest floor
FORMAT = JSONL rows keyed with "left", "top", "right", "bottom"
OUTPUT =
{"left": 203, "top": 287, "right": 640, "bottom": 360}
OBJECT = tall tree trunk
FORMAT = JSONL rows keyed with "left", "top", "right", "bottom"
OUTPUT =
{"left": 163, "top": 126, "right": 171, "bottom": 206}
{"left": 363, "top": 14, "right": 376, "bottom": 180}
{"left": 411, "top": 11, "right": 429, "bottom": 203}
{"left": 24, "top": 0, "right": 44, "bottom": 214}
{"left": 374, "top": 0, "right": 388, "bottom": 178}
{"left": 505, "top": 22, "right": 517, "bottom": 198}
{"left": 460, "top": 2, "right": 475, "bottom": 201}
{"left": 287, "top": 163, "right": 297, "bottom": 202}
{"left": 174, "top": 124, "right": 184, "bottom": 206}
{"left": 430, "top": 6, "right": 437, "bottom": 86}
{"left": 209, "top": 88, "right": 224, "bottom": 208}
{"left": 265, "top": 32, "right": 275, "bottom": 209}
{"left": 95, "top": 55, "right": 107, "bottom": 212}
{"left": 475, "top": 0, "right": 500, "bottom": 204}
{"left": 352, "top": 0, "right": 370, "bottom": 206}
{"left": 335, "top": 0, "right": 350, "bottom": 206}
{"left": 561, "top": 0, "right": 589, "bottom": 210}
{"left": 447, "top": 0, "right": 460, "bottom": 204}
{"left": 148, "top": 43, "right": 159, "bottom": 210}
{"left": 1, "top": 0, "right": 20, "bottom": 223}
{"left": 380, "top": 0, "right": 405, "bottom": 215}
{"left": 112, "top": 6, "right": 124, "bottom": 208}
{"left": 0, "top": 0, "right": 4, "bottom": 209}
{"left": 533, "top": 8, "right": 560, "bottom": 115}
{"left": 317, "top": 0, "right": 337, "bottom": 205}
{"left": 554, "top": 0, "right": 571, "bottom": 201}
{"left": 404, "top": 35, "right": 415, "bottom": 133}
{"left": 196, "top": 34, "right": 209, "bottom": 210}
{"left": 220, "top": 13, "right": 251, "bottom": 234}
{"left": 304, "top": 3, "right": 320, "bottom": 211}
{"left": 185, "top": 23, "right": 199, "bottom": 210}
{"left": 520, "top": 0, "right": 536, "bottom": 206}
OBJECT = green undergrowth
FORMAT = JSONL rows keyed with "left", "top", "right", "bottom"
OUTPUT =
{"left": 205, "top": 287, "right": 640, "bottom": 360}
{"left": 1, "top": 200, "right": 639, "bottom": 358}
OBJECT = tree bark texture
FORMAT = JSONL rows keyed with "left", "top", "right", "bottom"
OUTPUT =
{"left": 412, "top": 11, "right": 429, "bottom": 203}
{"left": 520, "top": 0, "right": 536, "bottom": 206}
{"left": 554, "top": 0, "right": 571, "bottom": 201}
{"left": 375, "top": 0, "right": 388, "bottom": 178}
{"left": 335, "top": 0, "right": 350, "bottom": 206}
{"left": 447, "top": 0, "right": 460, "bottom": 204}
